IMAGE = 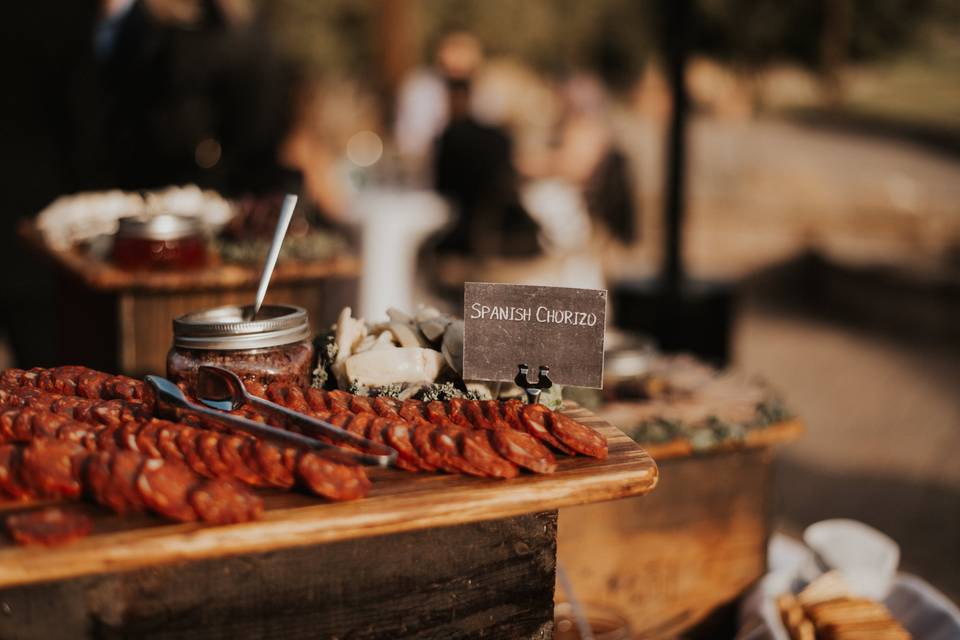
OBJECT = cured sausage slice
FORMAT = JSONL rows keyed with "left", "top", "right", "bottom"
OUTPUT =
{"left": 429, "top": 426, "right": 486, "bottom": 477}
{"left": 304, "top": 387, "right": 329, "bottom": 414}
{"left": 296, "top": 452, "right": 370, "bottom": 501}
{"left": 56, "top": 421, "right": 98, "bottom": 448}
{"left": 242, "top": 380, "right": 268, "bottom": 399}
{"left": 372, "top": 396, "right": 401, "bottom": 419}
{"left": 156, "top": 424, "right": 186, "bottom": 462}
{"left": 480, "top": 400, "right": 512, "bottom": 430}
{"left": 463, "top": 400, "right": 496, "bottom": 430}
{"left": 349, "top": 395, "right": 376, "bottom": 415}
{"left": 176, "top": 427, "right": 213, "bottom": 478}
{"left": 254, "top": 440, "right": 294, "bottom": 489}
{"left": 88, "top": 450, "right": 147, "bottom": 514}
{"left": 444, "top": 398, "right": 474, "bottom": 428}
{"left": 117, "top": 421, "right": 142, "bottom": 454}
{"left": 398, "top": 400, "right": 427, "bottom": 423}
{"left": 76, "top": 370, "right": 109, "bottom": 400}
{"left": 424, "top": 401, "right": 449, "bottom": 424}
{"left": 189, "top": 479, "right": 263, "bottom": 524}
{"left": 96, "top": 424, "right": 122, "bottom": 454}
{"left": 411, "top": 423, "right": 459, "bottom": 473}
{"left": 460, "top": 429, "right": 519, "bottom": 479}
{"left": 0, "top": 445, "right": 32, "bottom": 501}
{"left": 134, "top": 422, "right": 164, "bottom": 459}
{"left": 6, "top": 507, "right": 93, "bottom": 546}
{"left": 499, "top": 399, "right": 528, "bottom": 431}
{"left": 325, "top": 390, "right": 353, "bottom": 413}
{"left": 196, "top": 431, "right": 232, "bottom": 478}
{"left": 547, "top": 412, "right": 608, "bottom": 459}
{"left": 136, "top": 458, "right": 199, "bottom": 522}
{"left": 487, "top": 429, "right": 557, "bottom": 474}
{"left": 520, "top": 404, "right": 575, "bottom": 455}
{"left": 20, "top": 440, "right": 84, "bottom": 499}
{"left": 267, "top": 382, "right": 310, "bottom": 414}
{"left": 218, "top": 435, "right": 266, "bottom": 487}
{"left": 383, "top": 422, "right": 435, "bottom": 472}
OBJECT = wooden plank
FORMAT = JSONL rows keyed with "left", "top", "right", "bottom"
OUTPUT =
{"left": 558, "top": 447, "right": 773, "bottom": 638}
{"left": 0, "top": 511, "right": 557, "bottom": 640}
{"left": 0, "top": 413, "right": 656, "bottom": 589}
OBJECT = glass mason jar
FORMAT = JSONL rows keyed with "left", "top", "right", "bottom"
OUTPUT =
{"left": 167, "top": 304, "right": 314, "bottom": 390}
{"left": 112, "top": 214, "right": 207, "bottom": 270}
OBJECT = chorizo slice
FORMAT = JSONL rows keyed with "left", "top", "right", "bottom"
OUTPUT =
{"left": 371, "top": 396, "right": 401, "bottom": 418}
{"left": 76, "top": 370, "right": 109, "bottom": 400}
{"left": 481, "top": 400, "right": 512, "bottom": 430}
{"left": 398, "top": 400, "right": 427, "bottom": 423}
{"left": 176, "top": 427, "right": 214, "bottom": 478}
{"left": 325, "top": 390, "right": 353, "bottom": 413}
{"left": 135, "top": 421, "right": 164, "bottom": 459}
{"left": 488, "top": 428, "right": 557, "bottom": 474}
{"left": 444, "top": 398, "right": 474, "bottom": 428}
{"left": 0, "top": 445, "right": 33, "bottom": 501}
{"left": 520, "top": 404, "right": 575, "bottom": 455}
{"left": 156, "top": 424, "right": 186, "bottom": 462}
{"left": 96, "top": 424, "right": 122, "bottom": 454}
{"left": 304, "top": 387, "right": 329, "bottom": 414}
{"left": 189, "top": 479, "right": 263, "bottom": 524}
{"left": 349, "top": 395, "right": 376, "bottom": 415}
{"left": 56, "top": 421, "right": 98, "bottom": 449}
{"left": 196, "top": 430, "right": 232, "bottom": 478}
{"left": 410, "top": 423, "right": 459, "bottom": 473}
{"left": 429, "top": 426, "right": 486, "bottom": 477}
{"left": 460, "top": 429, "right": 519, "bottom": 479}
{"left": 117, "top": 421, "right": 143, "bottom": 454}
{"left": 296, "top": 452, "right": 370, "bottom": 501}
{"left": 548, "top": 412, "right": 608, "bottom": 459}
{"left": 242, "top": 379, "right": 268, "bottom": 399}
{"left": 267, "top": 382, "right": 311, "bottom": 414}
{"left": 20, "top": 440, "right": 84, "bottom": 499}
{"left": 136, "top": 458, "right": 200, "bottom": 522}
{"left": 106, "top": 450, "right": 149, "bottom": 514}
{"left": 463, "top": 400, "right": 496, "bottom": 430}
{"left": 218, "top": 436, "right": 266, "bottom": 487}
{"left": 254, "top": 440, "right": 294, "bottom": 489}
{"left": 383, "top": 421, "right": 435, "bottom": 472}
{"left": 424, "top": 401, "right": 450, "bottom": 424}
{"left": 6, "top": 507, "right": 93, "bottom": 546}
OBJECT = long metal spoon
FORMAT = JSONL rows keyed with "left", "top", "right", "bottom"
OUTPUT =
{"left": 195, "top": 366, "right": 397, "bottom": 464}
{"left": 250, "top": 193, "right": 298, "bottom": 320}
{"left": 146, "top": 375, "right": 396, "bottom": 468}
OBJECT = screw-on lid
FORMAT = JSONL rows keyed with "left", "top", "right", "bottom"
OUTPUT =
{"left": 117, "top": 214, "right": 204, "bottom": 241}
{"left": 172, "top": 304, "right": 311, "bottom": 350}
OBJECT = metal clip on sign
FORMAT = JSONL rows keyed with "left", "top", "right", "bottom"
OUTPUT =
{"left": 515, "top": 364, "right": 552, "bottom": 405}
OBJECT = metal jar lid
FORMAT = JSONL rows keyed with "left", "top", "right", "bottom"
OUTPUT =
{"left": 117, "top": 214, "right": 204, "bottom": 241}
{"left": 172, "top": 304, "right": 311, "bottom": 350}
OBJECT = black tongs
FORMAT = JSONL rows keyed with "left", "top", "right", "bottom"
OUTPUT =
{"left": 146, "top": 371, "right": 397, "bottom": 468}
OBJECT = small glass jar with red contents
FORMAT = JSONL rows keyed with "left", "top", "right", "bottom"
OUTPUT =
{"left": 111, "top": 214, "right": 207, "bottom": 270}
{"left": 167, "top": 304, "right": 315, "bottom": 390}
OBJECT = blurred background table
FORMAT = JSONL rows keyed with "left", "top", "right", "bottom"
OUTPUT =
{"left": 20, "top": 221, "right": 359, "bottom": 377}
{"left": 558, "top": 355, "right": 803, "bottom": 638}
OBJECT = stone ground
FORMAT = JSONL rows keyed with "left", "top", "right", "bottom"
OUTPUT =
{"left": 734, "top": 297, "right": 960, "bottom": 602}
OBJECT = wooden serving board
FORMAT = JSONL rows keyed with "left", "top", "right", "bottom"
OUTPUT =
{"left": 0, "top": 408, "right": 657, "bottom": 589}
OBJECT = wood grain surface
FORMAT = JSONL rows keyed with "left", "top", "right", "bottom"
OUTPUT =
{"left": 0, "top": 512, "right": 558, "bottom": 640}
{"left": 0, "top": 409, "right": 657, "bottom": 589}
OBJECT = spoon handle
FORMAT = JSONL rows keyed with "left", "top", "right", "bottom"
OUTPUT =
{"left": 252, "top": 193, "right": 298, "bottom": 320}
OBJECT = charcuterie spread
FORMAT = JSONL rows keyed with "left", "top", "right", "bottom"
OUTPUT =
{"left": 0, "top": 365, "right": 608, "bottom": 546}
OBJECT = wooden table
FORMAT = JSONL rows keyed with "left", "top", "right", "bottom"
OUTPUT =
{"left": 558, "top": 408, "right": 801, "bottom": 638}
{"left": 20, "top": 222, "right": 360, "bottom": 376}
{"left": 0, "top": 410, "right": 657, "bottom": 640}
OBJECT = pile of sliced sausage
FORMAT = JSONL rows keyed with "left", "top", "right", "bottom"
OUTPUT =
{"left": 245, "top": 382, "right": 608, "bottom": 478}
{"left": 0, "top": 366, "right": 608, "bottom": 545}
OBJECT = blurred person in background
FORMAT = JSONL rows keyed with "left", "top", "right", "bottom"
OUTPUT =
{"left": 0, "top": 0, "right": 307, "bottom": 367}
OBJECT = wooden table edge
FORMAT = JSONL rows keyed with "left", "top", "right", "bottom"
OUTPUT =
{"left": 0, "top": 419, "right": 657, "bottom": 589}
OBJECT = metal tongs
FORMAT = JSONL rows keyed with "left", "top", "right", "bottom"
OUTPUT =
{"left": 146, "top": 370, "right": 397, "bottom": 468}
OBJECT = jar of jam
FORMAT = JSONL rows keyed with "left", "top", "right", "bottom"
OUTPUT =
{"left": 167, "top": 304, "right": 315, "bottom": 390}
{"left": 112, "top": 214, "right": 207, "bottom": 270}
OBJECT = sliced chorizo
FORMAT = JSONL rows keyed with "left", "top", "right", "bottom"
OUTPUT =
{"left": 296, "top": 452, "right": 370, "bottom": 501}
{"left": 189, "top": 479, "right": 263, "bottom": 524}
{"left": 547, "top": 412, "right": 608, "bottom": 459}
{"left": 520, "top": 403, "right": 575, "bottom": 455}
{"left": 487, "top": 428, "right": 557, "bottom": 474}
{"left": 136, "top": 458, "right": 199, "bottom": 522}
{"left": 6, "top": 507, "right": 93, "bottom": 546}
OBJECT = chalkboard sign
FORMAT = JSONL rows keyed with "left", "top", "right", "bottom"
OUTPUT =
{"left": 462, "top": 282, "right": 607, "bottom": 388}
